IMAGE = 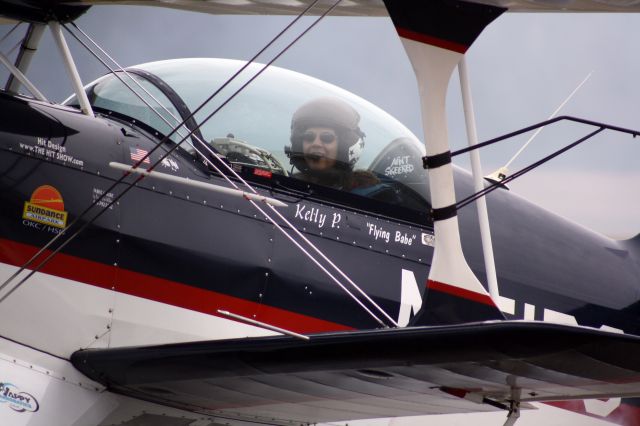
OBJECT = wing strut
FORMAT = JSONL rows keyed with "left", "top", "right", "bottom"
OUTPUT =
{"left": 0, "top": 24, "right": 46, "bottom": 101}
{"left": 50, "top": 21, "right": 93, "bottom": 116}
{"left": 383, "top": 0, "right": 505, "bottom": 323}
{"left": 5, "top": 23, "right": 45, "bottom": 93}
{"left": 458, "top": 57, "right": 501, "bottom": 305}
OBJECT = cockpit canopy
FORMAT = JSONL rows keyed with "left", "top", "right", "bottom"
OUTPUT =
{"left": 67, "top": 58, "right": 431, "bottom": 218}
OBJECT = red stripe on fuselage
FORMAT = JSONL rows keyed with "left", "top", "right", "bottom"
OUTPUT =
{"left": 396, "top": 27, "right": 468, "bottom": 54}
{"left": 0, "top": 238, "right": 352, "bottom": 334}
{"left": 427, "top": 279, "right": 496, "bottom": 307}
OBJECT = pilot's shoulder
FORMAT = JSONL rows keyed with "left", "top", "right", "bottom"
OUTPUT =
{"left": 350, "top": 169, "right": 380, "bottom": 189}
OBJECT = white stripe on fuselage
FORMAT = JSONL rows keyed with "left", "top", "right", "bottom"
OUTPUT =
{"left": 0, "top": 262, "right": 276, "bottom": 358}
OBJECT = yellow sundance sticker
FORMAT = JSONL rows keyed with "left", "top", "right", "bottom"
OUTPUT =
{"left": 22, "top": 185, "right": 68, "bottom": 229}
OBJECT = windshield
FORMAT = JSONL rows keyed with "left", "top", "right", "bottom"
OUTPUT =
{"left": 70, "top": 58, "right": 431, "bottom": 216}
{"left": 85, "top": 72, "right": 191, "bottom": 144}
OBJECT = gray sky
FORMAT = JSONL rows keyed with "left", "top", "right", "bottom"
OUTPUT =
{"left": 1, "top": 6, "right": 639, "bottom": 238}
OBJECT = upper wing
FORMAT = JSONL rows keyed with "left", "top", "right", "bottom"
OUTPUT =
{"left": 71, "top": 0, "right": 640, "bottom": 14}
{"left": 5, "top": 0, "right": 640, "bottom": 24}
{"left": 71, "top": 321, "right": 640, "bottom": 424}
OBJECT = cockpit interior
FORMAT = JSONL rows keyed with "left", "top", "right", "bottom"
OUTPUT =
{"left": 66, "top": 58, "right": 432, "bottom": 223}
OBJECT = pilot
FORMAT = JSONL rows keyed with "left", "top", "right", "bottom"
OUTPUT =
{"left": 287, "top": 97, "right": 374, "bottom": 190}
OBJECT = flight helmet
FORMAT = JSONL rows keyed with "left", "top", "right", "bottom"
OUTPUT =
{"left": 287, "top": 97, "right": 365, "bottom": 173}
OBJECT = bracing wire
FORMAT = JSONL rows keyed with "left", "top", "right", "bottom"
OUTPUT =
{"left": 0, "top": 22, "right": 22, "bottom": 47}
{"left": 66, "top": 19, "right": 391, "bottom": 328}
{"left": 0, "top": 0, "right": 397, "bottom": 328}
{"left": 503, "top": 72, "right": 593, "bottom": 170}
{"left": 69, "top": 2, "right": 396, "bottom": 326}
{"left": 72, "top": 1, "right": 395, "bottom": 327}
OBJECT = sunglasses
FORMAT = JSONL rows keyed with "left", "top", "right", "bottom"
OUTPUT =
{"left": 302, "top": 131, "right": 336, "bottom": 144}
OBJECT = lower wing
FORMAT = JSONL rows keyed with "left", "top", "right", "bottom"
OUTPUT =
{"left": 71, "top": 321, "right": 640, "bottom": 424}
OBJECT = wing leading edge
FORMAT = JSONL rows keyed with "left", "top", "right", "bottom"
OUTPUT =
{"left": 71, "top": 321, "right": 640, "bottom": 424}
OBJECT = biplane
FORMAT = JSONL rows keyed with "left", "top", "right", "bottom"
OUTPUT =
{"left": 1, "top": 1, "right": 640, "bottom": 425}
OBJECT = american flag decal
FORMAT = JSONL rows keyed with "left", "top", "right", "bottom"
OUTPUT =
{"left": 129, "top": 147, "right": 150, "bottom": 164}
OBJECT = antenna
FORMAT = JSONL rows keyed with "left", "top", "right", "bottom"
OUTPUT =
{"left": 485, "top": 71, "right": 593, "bottom": 187}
